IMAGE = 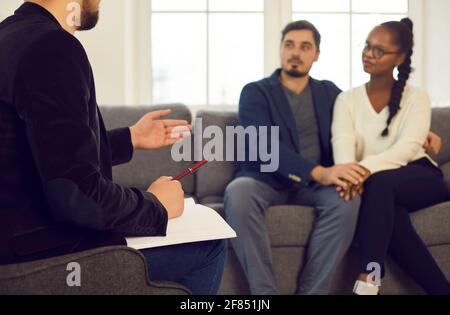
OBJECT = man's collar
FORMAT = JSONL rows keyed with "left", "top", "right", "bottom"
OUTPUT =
{"left": 15, "top": 2, "right": 61, "bottom": 27}
{"left": 270, "top": 68, "right": 315, "bottom": 87}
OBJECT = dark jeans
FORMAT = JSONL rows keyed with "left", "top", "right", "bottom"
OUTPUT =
{"left": 140, "top": 239, "right": 227, "bottom": 295}
{"left": 357, "top": 158, "right": 450, "bottom": 295}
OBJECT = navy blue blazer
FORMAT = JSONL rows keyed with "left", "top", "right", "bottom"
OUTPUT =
{"left": 235, "top": 69, "right": 342, "bottom": 190}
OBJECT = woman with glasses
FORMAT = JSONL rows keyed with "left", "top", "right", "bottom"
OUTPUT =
{"left": 331, "top": 18, "right": 450, "bottom": 295}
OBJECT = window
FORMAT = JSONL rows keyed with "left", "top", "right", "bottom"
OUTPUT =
{"left": 292, "top": 0, "right": 408, "bottom": 90}
{"left": 151, "top": 0, "right": 264, "bottom": 106}
{"left": 149, "top": 0, "right": 410, "bottom": 107}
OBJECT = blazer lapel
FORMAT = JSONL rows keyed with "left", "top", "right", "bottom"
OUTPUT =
{"left": 310, "top": 78, "right": 331, "bottom": 153}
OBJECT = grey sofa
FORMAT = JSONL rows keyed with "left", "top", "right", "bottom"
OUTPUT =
{"left": 1, "top": 104, "right": 449, "bottom": 295}
{"left": 105, "top": 104, "right": 450, "bottom": 295}
{"left": 0, "top": 246, "right": 190, "bottom": 295}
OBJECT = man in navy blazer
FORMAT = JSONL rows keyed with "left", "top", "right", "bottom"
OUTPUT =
{"left": 234, "top": 70, "right": 339, "bottom": 190}
{"left": 224, "top": 20, "right": 368, "bottom": 295}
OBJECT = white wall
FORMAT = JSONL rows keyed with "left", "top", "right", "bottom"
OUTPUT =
{"left": 424, "top": 0, "right": 450, "bottom": 107}
{"left": 0, "top": 0, "right": 22, "bottom": 21}
{"left": 1, "top": 0, "right": 450, "bottom": 107}
{"left": 0, "top": 0, "right": 127, "bottom": 105}
{"left": 76, "top": 0, "right": 126, "bottom": 105}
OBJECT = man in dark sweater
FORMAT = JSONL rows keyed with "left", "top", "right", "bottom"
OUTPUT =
{"left": 0, "top": 0, "right": 226, "bottom": 295}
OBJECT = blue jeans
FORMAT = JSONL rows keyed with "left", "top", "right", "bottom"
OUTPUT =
{"left": 140, "top": 239, "right": 227, "bottom": 295}
{"left": 224, "top": 177, "right": 360, "bottom": 295}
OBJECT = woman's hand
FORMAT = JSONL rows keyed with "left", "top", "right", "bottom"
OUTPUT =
{"left": 337, "top": 182, "right": 364, "bottom": 201}
{"left": 310, "top": 163, "right": 368, "bottom": 189}
{"left": 336, "top": 165, "right": 371, "bottom": 201}
{"left": 423, "top": 131, "right": 442, "bottom": 156}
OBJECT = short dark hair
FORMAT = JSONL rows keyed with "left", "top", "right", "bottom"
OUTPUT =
{"left": 281, "top": 20, "right": 321, "bottom": 50}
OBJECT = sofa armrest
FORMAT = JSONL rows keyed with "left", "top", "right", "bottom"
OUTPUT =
{"left": 194, "top": 110, "right": 239, "bottom": 200}
{"left": 431, "top": 107, "right": 450, "bottom": 165}
{"left": 440, "top": 161, "right": 450, "bottom": 197}
{"left": 0, "top": 246, "right": 190, "bottom": 295}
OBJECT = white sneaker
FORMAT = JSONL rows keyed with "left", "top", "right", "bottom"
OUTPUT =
{"left": 353, "top": 280, "right": 380, "bottom": 295}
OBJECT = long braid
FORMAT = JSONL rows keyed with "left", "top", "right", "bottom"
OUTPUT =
{"left": 381, "top": 18, "right": 414, "bottom": 137}
{"left": 382, "top": 48, "right": 412, "bottom": 136}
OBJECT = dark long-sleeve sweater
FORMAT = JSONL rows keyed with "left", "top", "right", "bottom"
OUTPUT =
{"left": 0, "top": 2, "right": 168, "bottom": 264}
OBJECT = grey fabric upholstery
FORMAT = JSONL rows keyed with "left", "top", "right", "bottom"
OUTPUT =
{"left": 440, "top": 162, "right": 450, "bottom": 195}
{"left": 100, "top": 104, "right": 195, "bottom": 194}
{"left": 3, "top": 105, "right": 449, "bottom": 295}
{"left": 194, "top": 111, "right": 240, "bottom": 200}
{"left": 0, "top": 246, "right": 190, "bottom": 295}
{"left": 430, "top": 107, "right": 450, "bottom": 165}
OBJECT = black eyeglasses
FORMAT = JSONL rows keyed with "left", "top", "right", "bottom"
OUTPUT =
{"left": 363, "top": 43, "right": 401, "bottom": 59}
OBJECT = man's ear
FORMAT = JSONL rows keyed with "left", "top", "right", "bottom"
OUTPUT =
{"left": 314, "top": 50, "right": 321, "bottom": 62}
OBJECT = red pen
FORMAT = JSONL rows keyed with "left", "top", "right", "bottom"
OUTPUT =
{"left": 173, "top": 159, "right": 209, "bottom": 181}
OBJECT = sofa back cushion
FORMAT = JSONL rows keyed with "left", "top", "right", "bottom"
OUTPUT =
{"left": 99, "top": 104, "right": 195, "bottom": 195}
{"left": 431, "top": 107, "right": 450, "bottom": 165}
{"left": 439, "top": 162, "right": 450, "bottom": 197}
{"left": 194, "top": 110, "right": 240, "bottom": 200}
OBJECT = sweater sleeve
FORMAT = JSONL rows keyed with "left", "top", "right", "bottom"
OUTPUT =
{"left": 331, "top": 91, "right": 358, "bottom": 164}
{"left": 107, "top": 128, "right": 134, "bottom": 166}
{"left": 360, "top": 89, "right": 431, "bottom": 174}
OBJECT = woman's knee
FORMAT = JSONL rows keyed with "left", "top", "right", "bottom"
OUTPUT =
{"left": 364, "top": 172, "right": 393, "bottom": 191}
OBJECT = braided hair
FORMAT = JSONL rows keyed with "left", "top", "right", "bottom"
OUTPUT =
{"left": 380, "top": 18, "right": 414, "bottom": 137}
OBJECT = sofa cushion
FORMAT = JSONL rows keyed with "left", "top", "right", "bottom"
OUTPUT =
{"left": 204, "top": 201, "right": 316, "bottom": 247}
{"left": 440, "top": 162, "right": 450, "bottom": 196}
{"left": 431, "top": 107, "right": 450, "bottom": 165}
{"left": 266, "top": 205, "right": 316, "bottom": 247}
{"left": 264, "top": 203, "right": 450, "bottom": 247}
{"left": 99, "top": 104, "right": 195, "bottom": 194}
{"left": 200, "top": 196, "right": 225, "bottom": 214}
{"left": 410, "top": 202, "right": 450, "bottom": 246}
{"left": 194, "top": 110, "right": 239, "bottom": 199}
{"left": 205, "top": 200, "right": 450, "bottom": 248}
{"left": 266, "top": 203, "right": 450, "bottom": 247}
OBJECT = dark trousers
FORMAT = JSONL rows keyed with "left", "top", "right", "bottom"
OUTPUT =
{"left": 140, "top": 239, "right": 227, "bottom": 295}
{"left": 357, "top": 158, "right": 450, "bottom": 294}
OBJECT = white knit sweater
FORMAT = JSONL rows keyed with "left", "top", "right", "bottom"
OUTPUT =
{"left": 331, "top": 84, "right": 436, "bottom": 174}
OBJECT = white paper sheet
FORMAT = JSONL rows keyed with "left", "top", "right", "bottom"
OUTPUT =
{"left": 126, "top": 198, "right": 236, "bottom": 249}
